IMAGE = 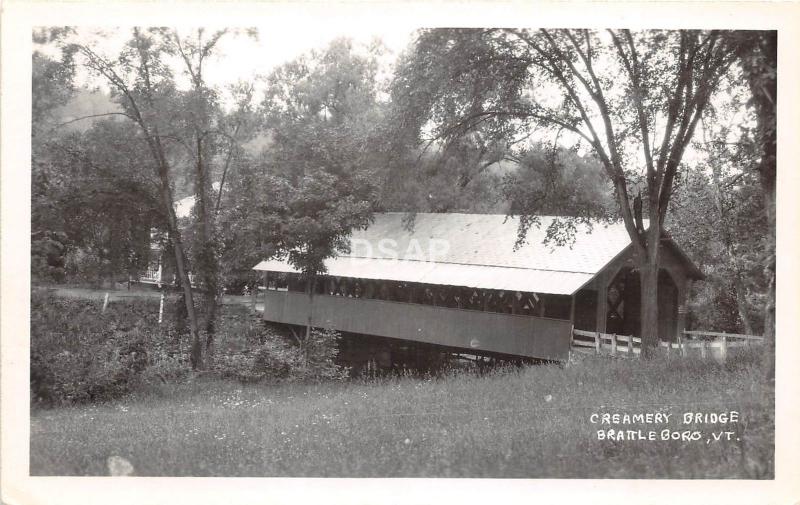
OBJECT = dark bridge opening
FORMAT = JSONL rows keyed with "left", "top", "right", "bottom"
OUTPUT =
{"left": 573, "top": 266, "right": 681, "bottom": 342}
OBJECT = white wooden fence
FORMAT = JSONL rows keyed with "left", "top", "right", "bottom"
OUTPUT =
{"left": 570, "top": 327, "right": 763, "bottom": 361}
{"left": 572, "top": 329, "right": 642, "bottom": 357}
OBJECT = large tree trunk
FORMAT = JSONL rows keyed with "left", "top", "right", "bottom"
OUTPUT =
{"left": 755, "top": 54, "right": 776, "bottom": 380}
{"left": 174, "top": 281, "right": 188, "bottom": 334}
{"left": 737, "top": 31, "right": 776, "bottom": 378}
{"left": 194, "top": 137, "right": 220, "bottom": 370}
{"left": 305, "top": 275, "right": 315, "bottom": 361}
{"left": 637, "top": 222, "right": 662, "bottom": 357}
{"left": 761, "top": 173, "right": 776, "bottom": 379}
{"left": 157, "top": 178, "right": 202, "bottom": 369}
{"left": 639, "top": 258, "right": 660, "bottom": 356}
{"left": 146, "top": 130, "right": 203, "bottom": 370}
{"left": 726, "top": 243, "right": 756, "bottom": 335}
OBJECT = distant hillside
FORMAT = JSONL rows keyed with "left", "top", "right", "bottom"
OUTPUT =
{"left": 55, "top": 89, "right": 120, "bottom": 132}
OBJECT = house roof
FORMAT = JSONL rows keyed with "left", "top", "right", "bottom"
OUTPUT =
{"left": 175, "top": 182, "right": 221, "bottom": 219}
{"left": 252, "top": 212, "right": 702, "bottom": 295}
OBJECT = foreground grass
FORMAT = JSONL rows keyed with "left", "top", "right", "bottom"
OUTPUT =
{"left": 30, "top": 350, "right": 773, "bottom": 478}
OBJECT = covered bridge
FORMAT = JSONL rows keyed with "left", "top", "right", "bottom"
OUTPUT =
{"left": 253, "top": 213, "right": 703, "bottom": 362}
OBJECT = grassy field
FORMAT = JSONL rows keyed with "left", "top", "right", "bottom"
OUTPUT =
{"left": 30, "top": 349, "right": 773, "bottom": 478}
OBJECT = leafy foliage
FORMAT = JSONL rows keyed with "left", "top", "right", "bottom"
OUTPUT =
{"left": 503, "top": 144, "right": 616, "bottom": 246}
{"left": 256, "top": 38, "right": 385, "bottom": 276}
{"left": 31, "top": 289, "right": 349, "bottom": 405}
{"left": 40, "top": 28, "right": 263, "bottom": 368}
{"left": 214, "top": 326, "right": 348, "bottom": 383}
{"left": 33, "top": 120, "right": 163, "bottom": 285}
{"left": 392, "top": 28, "right": 743, "bottom": 226}
{"left": 669, "top": 127, "right": 767, "bottom": 333}
{"left": 30, "top": 290, "right": 189, "bottom": 406}
{"left": 377, "top": 148, "right": 509, "bottom": 214}
{"left": 729, "top": 31, "right": 776, "bottom": 347}
{"left": 391, "top": 28, "right": 752, "bottom": 347}
{"left": 31, "top": 231, "right": 68, "bottom": 283}
{"left": 32, "top": 49, "right": 75, "bottom": 134}
{"left": 217, "top": 38, "right": 386, "bottom": 288}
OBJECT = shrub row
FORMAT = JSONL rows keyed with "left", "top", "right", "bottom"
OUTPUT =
{"left": 214, "top": 326, "right": 349, "bottom": 383}
{"left": 30, "top": 288, "right": 347, "bottom": 406}
{"left": 30, "top": 289, "right": 186, "bottom": 405}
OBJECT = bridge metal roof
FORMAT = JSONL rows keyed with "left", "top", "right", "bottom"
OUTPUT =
{"left": 253, "top": 256, "right": 594, "bottom": 295}
{"left": 253, "top": 213, "right": 700, "bottom": 295}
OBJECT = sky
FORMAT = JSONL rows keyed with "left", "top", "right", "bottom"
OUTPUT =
{"left": 209, "top": 24, "right": 416, "bottom": 88}
{"left": 48, "top": 25, "right": 418, "bottom": 108}
{"left": 40, "top": 26, "right": 753, "bottom": 186}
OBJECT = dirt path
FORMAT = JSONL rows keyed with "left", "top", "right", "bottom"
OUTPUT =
{"left": 37, "top": 285, "right": 264, "bottom": 312}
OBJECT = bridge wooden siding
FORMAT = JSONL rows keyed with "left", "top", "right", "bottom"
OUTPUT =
{"left": 263, "top": 290, "right": 573, "bottom": 361}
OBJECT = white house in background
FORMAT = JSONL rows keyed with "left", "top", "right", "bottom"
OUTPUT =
{"left": 137, "top": 183, "right": 220, "bottom": 286}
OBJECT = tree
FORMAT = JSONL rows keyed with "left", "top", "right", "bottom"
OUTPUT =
{"left": 212, "top": 84, "right": 262, "bottom": 289}
{"left": 669, "top": 127, "right": 766, "bottom": 335}
{"left": 503, "top": 143, "right": 616, "bottom": 246}
{"left": 63, "top": 29, "right": 204, "bottom": 367}
{"left": 393, "top": 29, "right": 741, "bottom": 352}
{"left": 54, "top": 28, "right": 256, "bottom": 369}
{"left": 32, "top": 41, "right": 158, "bottom": 286}
{"left": 32, "top": 39, "right": 75, "bottom": 135}
{"left": 255, "top": 39, "right": 384, "bottom": 344}
{"left": 731, "top": 32, "right": 776, "bottom": 368}
{"left": 160, "top": 28, "right": 251, "bottom": 367}
{"left": 378, "top": 145, "right": 509, "bottom": 214}
{"left": 32, "top": 42, "right": 76, "bottom": 283}
{"left": 33, "top": 119, "right": 164, "bottom": 285}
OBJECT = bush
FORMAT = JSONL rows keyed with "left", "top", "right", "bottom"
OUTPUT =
{"left": 31, "top": 231, "right": 67, "bottom": 283}
{"left": 30, "top": 289, "right": 190, "bottom": 406}
{"left": 142, "top": 348, "right": 191, "bottom": 384}
{"left": 31, "top": 288, "right": 349, "bottom": 404}
{"left": 213, "top": 323, "right": 348, "bottom": 383}
{"left": 212, "top": 305, "right": 266, "bottom": 354}
{"left": 296, "top": 327, "right": 350, "bottom": 381}
{"left": 214, "top": 331, "right": 297, "bottom": 383}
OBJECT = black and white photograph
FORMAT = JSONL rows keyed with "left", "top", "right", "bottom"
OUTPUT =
{"left": 2, "top": 1, "right": 799, "bottom": 504}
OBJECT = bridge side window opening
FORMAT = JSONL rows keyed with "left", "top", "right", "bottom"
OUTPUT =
{"left": 269, "top": 272, "right": 571, "bottom": 321}
{"left": 542, "top": 295, "right": 571, "bottom": 320}
{"left": 464, "top": 288, "right": 483, "bottom": 310}
{"left": 269, "top": 272, "right": 288, "bottom": 291}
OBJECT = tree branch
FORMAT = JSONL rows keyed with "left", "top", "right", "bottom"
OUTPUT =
{"left": 609, "top": 30, "right": 656, "bottom": 184}
{"left": 510, "top": 28, "right": 642, "bottom": 252}
{"left": 214, "top": 122, "right": 241, "bottom": 214}
{"left": 55, "top": 112, "right": 136, "bottom": 127}
{"left": 560, "top": 29, "right": 626, "bottom": 189}
{"left": 511, "top": 29, "right": 614, "bottom": 177}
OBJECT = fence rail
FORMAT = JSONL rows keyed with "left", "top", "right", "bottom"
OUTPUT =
{"left": 682, "top": 330, "right": 764, "bottom": 341}
{"left": 571, "top": 327, "right": 763, "bottom": 361}
{"left": 571, "top": 329, "right": 641, "bottom": 357}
